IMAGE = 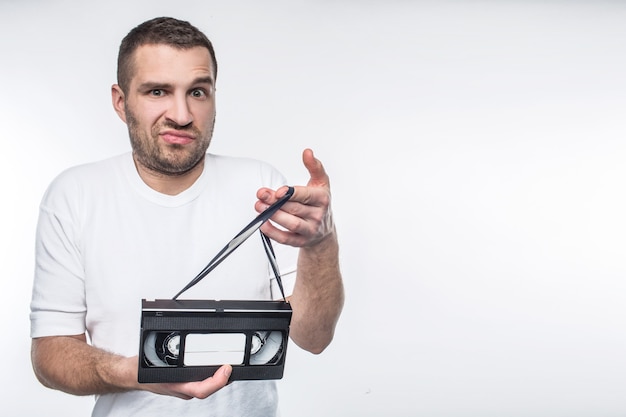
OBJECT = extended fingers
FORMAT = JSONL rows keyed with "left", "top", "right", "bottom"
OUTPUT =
{"left": 257, "top": 185, "right": 328, "bottom": 208}
{"left": 256, "top": 185, "right": 292, "bottom": 205}
{"left": 259, "top": 219, "right": 309, "bottom": 247}
{"left": 254, "top": 149, "right": 333, "bottom": 247}
{"left": 258, "top": 189, "right": 333, "bottom": 247}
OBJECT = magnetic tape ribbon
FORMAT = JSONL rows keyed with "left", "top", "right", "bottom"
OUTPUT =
{"left": 172, "top": 187, "right": 295, "bottom": 300}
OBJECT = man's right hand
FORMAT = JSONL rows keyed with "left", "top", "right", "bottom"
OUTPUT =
{"left": 136, "top": 358, "right": 232, "bottom": 400}
{"left": 31, "top": 335, "right": 231, "bottom": 399}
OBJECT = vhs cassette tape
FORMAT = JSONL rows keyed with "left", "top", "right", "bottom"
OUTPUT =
{"left": 138, "top": 299, "right": 292, "bottom": 383}
{"left": 138, "top": 187, "right": 295, "bottom": 383}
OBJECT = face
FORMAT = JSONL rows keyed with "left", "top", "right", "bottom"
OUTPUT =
{"left": 113, "top": 44, "right": 216, "bottom": 176}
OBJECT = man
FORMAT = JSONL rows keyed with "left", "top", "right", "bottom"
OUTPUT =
{"left": 30, "top": 16, "right": 344, "bottom": 416}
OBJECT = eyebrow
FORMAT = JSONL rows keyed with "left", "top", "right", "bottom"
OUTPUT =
{"left": 192, "top": 76, "right": 215, "bottom": 87}
{"left": 137, "top": 76, "right": 215, "bottom": 91}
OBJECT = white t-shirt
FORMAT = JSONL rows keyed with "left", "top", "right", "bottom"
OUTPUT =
{"left": 30, "top": 152, "right": 298, "bottom": 417}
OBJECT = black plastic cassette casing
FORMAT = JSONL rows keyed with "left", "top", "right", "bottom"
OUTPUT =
{"left": 138, "top": 299, "right": 292, "bottom": 383}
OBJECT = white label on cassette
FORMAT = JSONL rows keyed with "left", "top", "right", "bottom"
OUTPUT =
{"left": 184, "top": 333, "right": 246, "bottom": 366}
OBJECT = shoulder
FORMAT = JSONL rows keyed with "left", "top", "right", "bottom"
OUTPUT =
{"left": 207, "top": 153, "right": 276, "bottom": 170}
{"left": 54, "top": 153, "right": 128, "bottom": 182}
{"left": 205, "top": 153, "right": 287, "bottom": 186}
{"left": 39, "top": 153, "right": 130, "bottom": 209}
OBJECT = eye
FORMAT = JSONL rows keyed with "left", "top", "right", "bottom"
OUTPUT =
{"left": 190, "top": 88, "right": 207, "bottom": 99}
{"left": 149, "top": 89, "right": 165, "bottom": 97}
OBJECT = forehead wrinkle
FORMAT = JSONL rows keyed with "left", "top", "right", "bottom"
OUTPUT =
{"left": 134, "top": 44, "right": 215, "bottom": 79}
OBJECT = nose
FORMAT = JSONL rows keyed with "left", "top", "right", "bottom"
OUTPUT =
{"left": 166, "top": 93, "right": 193, "bottom": 127}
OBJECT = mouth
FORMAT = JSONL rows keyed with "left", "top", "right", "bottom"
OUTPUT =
{"left": 160, "top": 130, "right": 195, "bottom": 145}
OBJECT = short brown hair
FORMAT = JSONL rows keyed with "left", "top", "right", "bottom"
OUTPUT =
{"left": 117, "top": 17, "right": 217, "bottom": 93}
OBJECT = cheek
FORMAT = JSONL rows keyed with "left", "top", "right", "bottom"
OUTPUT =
{"left": 125, "top": 96, "right": 169, "bottom": 140}
{"left": 144, "top": 101, "right": 167, "bottom": 119}
{"left": 133, "top": 103, "right": 165, "bottom": 130}
{"left": 191, "top": 101, "right": 216, "bottom": 122}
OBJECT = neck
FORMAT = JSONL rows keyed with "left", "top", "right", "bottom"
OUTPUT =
{"left": 133, "top": 156, "right": 205, "bottom": 196}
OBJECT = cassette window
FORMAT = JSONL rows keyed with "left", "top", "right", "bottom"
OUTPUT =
{"left": 184, "top": 333, "right": 247, "bottom": 366}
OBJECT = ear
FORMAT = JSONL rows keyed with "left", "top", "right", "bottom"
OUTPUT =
{"left": 111, "top": 84, "right": 127, "bottom": 123}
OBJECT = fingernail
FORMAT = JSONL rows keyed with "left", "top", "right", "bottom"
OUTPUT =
{"left": 223, "top": 366, "right": 232, "bottom": 378}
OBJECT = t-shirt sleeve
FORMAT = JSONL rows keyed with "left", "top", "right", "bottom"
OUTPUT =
{"left": 30, "top": 177, "right": 87, "bottom": 338}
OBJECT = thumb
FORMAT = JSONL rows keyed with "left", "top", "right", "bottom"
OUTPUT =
{"left": 302, "top": 148, "right": 330, "bottom": 188}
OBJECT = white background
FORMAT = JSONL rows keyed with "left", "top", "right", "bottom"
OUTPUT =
{"left": 1, "top": 1, "right": 626, "bottom": 416}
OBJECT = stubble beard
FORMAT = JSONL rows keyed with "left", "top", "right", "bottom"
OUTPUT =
{"left": 125, "top": 107, "right": 215, "bottom": 177}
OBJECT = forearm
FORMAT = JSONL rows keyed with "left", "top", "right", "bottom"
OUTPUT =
{"left": 31, "top": 335, "right": 137, "bottom": 396}
{"left": 289, "top": 230, "right": 344, "bottom": 354}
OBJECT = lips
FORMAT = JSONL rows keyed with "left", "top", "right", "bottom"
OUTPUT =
{"left": 160, "top": 130, "right": 195, "bottom": 145}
